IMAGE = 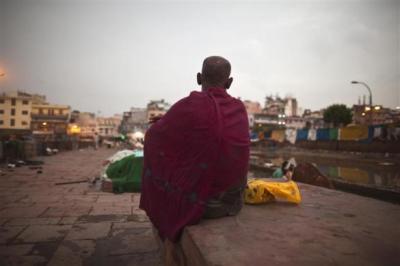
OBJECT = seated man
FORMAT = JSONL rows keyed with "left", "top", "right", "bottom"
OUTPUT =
{"left": 140, "top": 56, "right": 250, "bottom": 243}
{"left": 272, "top": 158, "right": 296, "bottom": 180}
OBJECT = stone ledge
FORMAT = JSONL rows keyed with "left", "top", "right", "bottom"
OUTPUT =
{"left": 182, "top": 184, "right": 400, "bottom": 266}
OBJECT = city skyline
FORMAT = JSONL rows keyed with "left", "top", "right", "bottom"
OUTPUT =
{"left": 0, "top": 0, "right": 399, "bottom": 116}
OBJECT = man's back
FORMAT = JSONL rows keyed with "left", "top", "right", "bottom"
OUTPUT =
{"left": 140, "top": 56, "right": 250, "bottom": 242}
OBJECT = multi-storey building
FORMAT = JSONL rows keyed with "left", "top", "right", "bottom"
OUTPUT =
{"left": 284, "top": 97, "right": 298, "bottom": 117}
{"left": 31, "top": 101, "right": 71, "bottom": 135}
{"left": 285, "top": 116, "right": 306, "bottom": 129}
{"left": 263, "top": 95, "right": 298, "bottom": 117}
{"left": 352, "top": 105, "right": 394, "bottom": 125}
{"left": 243, "top": 100, "right": 262, "bottom": 128}
{"left": 96, "top": 115, "right": 122, "bottom": 138}
{"left": 146, "top": 99, "right": 170, "bottom": 121}
{"left": 0, "top": 91, "right": 32, "bottom": 131}
{"left": 120, "top": 107, "right": 147, "bottom": 134}
{"left": 243, "top": 100, "right": 262, "bottom": 115}
{"left": 75, "top": 112, "right": 97, "bottom": 137}
{"left": 253, "top": 113, "right": 284, "bottom": 129}
{"left": 302, "top": 109, "right": 325, "bottom": 129}
{"left": 391, "top": 108, "right": 400, "bottom": 123}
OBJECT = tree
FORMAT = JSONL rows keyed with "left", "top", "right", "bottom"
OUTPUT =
{"left": 323, "top": 104, "right": 352, "bottom": 127}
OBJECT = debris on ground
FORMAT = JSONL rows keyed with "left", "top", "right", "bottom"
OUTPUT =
{"left": 25, "top": 160, "right": 44, "bottom": 165}
{"left": 29, "top": 166, "right": 43, "bottom": 170}
{"left": 101, "top": 179, "right": 114, "bottom": 192}
{"left": 45, "top": 148, "right": 59, "bottom": 155}
{"left": 55, "top": 179, "right": 88, "bottom": 185}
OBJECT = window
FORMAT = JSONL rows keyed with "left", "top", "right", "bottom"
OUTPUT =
{"left": 0, "top": 120, "right": 3, "bottom": 125}
{"left": 0, "top": 110, "right": 3, "bottom": 114}
{"left": 22, "top": 110, "right": 29, "bottom": 115}
{"left": 11, "top": 98, "right": 16, "bottom": 106}
{"left": 11, "top": 109, "right": 15, "bottom": 116}
{"left": 22, "top": 121, "right": 28, "bottom": 126}
{"left": 22, "top": 100, "right": 29, "bottom": 105}
{"left": 10, "top": 119, "right": 15, "bottom": 126}
{"left": 0, "top": 99, "right": 4, "bottom": 104}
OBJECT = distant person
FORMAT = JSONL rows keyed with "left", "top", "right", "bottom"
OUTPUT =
{"left": 140, "top": 56, "right": 250, "bottom": 247}
{"left": 93, "top": 132, "right": 99, "bottom": 150}
{"left": 99, "top": 136, "right": 103, "bottom": 148}
{"left": 272, "top": 158, "right": 296, "bottom": 180}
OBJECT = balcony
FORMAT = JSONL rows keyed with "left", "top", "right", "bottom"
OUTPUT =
{"left": 31, "top": 114, "right": 69, "bottom": 122}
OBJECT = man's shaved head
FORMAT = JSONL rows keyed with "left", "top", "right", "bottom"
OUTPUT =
{"left": 197, "top": 56, "right": 233, "bottom": 90}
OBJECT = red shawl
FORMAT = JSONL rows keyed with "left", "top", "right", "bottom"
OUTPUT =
{"left": 139, "top": 88, "right": 250, "bottom": 241}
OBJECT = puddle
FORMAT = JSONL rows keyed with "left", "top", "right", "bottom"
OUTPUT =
{"left": 249, "top": 154, "right": 400, "bottom": 192}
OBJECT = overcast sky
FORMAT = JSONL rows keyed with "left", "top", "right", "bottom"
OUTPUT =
{"left": 0, "top": 0, "right": 399, "bottom": 116}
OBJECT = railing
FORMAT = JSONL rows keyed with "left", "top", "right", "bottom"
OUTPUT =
{"left": 31, "top": 114, "right": 69, "bottom": 121}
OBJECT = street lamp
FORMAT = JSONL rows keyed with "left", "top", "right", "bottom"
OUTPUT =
{"left": 351, "top": 81, "right": 372, "bottom": 106}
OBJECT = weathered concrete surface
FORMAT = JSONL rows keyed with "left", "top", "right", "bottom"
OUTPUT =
{"left": 183, "top": 184, "right": 400, "bottom": 266}
{"left": 0, "top": 148, "right": 161, "bottom": 266}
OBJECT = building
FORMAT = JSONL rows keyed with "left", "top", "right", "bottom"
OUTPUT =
{"left": 0, "top": 91, "right": 32, "bottom": 132}
{"left": 253, "top": 113, "right": 285, "bottom": 130}
{"left": 0, "top": 90, "right": 71, "bottom": 136}
{"left": 243, "top": 100, "right": 262, "bottom": 128}
{"left": 146, "top": 99, "right": 170, "bottom": 121}
{"left": 243, "top": 100, "right": 262, "bottom": 115}
{"left": 75, "top": 112, "right": 97, "bottom": 137}
{"left": 302, "top": 109, "right": 325, "bottom": 129}
{"left": 390, "top": 108, "right": 400, "bottom": 123}
{"left": 285, "top": 116, "right": 306, "bottom": 129}
{"left": 120, "top": 107, "right": 147, "bottom": 134}
{"left": 284, "top": 97, "right": 298, "bottom": 117}
{"left": 31, "top": 98, "right": 71, "bottom": 135}
{"left": 263, "top": 95, "right": 298, "bottom": 117}
{"left": 263, "top": 96, "right": 284, "bottom": 116}
{"left": 352, "top": 105, "right": 394, "bottom": 125}
{"left": 96, "top": 115, "right": 122, "bottom": 138}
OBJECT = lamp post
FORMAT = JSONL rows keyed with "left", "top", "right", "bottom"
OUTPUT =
{"left": 351, "top": 81, "right": 372, "bottom": 106}
{"left": 351, "top": 81, "right": 373, "bottom": 125}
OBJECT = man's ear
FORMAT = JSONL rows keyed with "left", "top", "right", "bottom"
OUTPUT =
{"left": 197, "top": 73, "right": 202, "bottom": 85}
{"left": 225, "top": 77, "right": 233, "bottom": 89}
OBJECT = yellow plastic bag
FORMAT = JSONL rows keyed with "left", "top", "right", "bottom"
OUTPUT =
{"left": 245, "top": 179, "right": 302, "bottom": 204}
